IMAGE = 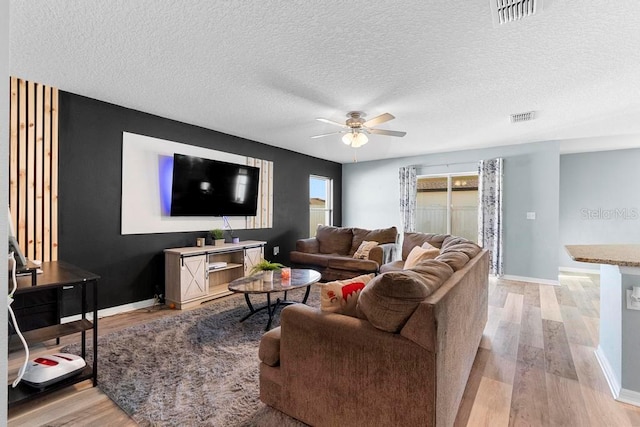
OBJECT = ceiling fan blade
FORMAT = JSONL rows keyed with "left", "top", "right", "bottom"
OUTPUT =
{"left": 311, "top": 131, "right": 346, "bottom": 139}
{"left": 363, "top": 113, "right": 395, "bottom": 127}
{"left": 367, "top": 128, "right": 407, "bottom": 137}
{"left": 316, "top": 118, "right": 349, "bottom": 128}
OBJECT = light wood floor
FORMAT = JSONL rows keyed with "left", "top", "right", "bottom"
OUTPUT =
{"left": 8, "top": 273, "right": 640, "bottom": 426}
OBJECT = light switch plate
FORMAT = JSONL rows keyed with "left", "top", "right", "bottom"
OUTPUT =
{"left": 526, "top": 212, "right": 536, "bottom": 220}
{"left": 626, "top": 290, "right": 640, "bottom": 310}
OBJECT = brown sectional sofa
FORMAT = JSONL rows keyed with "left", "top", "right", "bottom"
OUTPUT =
{"left": 290, "top": 225, "right": 398, "bottom": 281}
{"left": 259, "top": 233, "right": 489, "bottom": 426}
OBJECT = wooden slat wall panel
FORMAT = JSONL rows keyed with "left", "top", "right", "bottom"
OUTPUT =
{"left": 8, "top": 77, "right": 59, "bottom": 262}
{"left": 43, "top": 86, "right": 52, "bottom": 261}
{"left": 35, "top": 83, "right": 43, "bottom": 258}
{"left": 52, "top": 87, "right": 59, "bottom": 260}
{"left": 17, "top": 79, "right": 26, "bottom": 256}
{"left": 245, "top": 157, "right": 273, "bottom": 229}
{"left": 245, "top": 158, "right": 256, "bottom": 229}
{"left": 9, "top": 78, "right": 18, "bottom": 237}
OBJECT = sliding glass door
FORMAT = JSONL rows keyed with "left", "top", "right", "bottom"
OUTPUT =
{"left": 415, "top": 173, "right": 479, "bottom": 242}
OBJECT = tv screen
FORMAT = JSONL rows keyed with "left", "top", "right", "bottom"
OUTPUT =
{"left": 170, "top": 154, "right": 260, "bottom": 216}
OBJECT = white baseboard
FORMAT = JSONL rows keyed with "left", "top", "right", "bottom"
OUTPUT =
{"left": 61, "top": 297, "right": 157, "bottom": 323}
{"left": 559, "top": 266, "right": 600, "bottom": 275}
{"left": 595, "top": 345, "right": 621, "bottom": 399}
{"left": 501, "top": 275, "right": 560, "bottom": 286}
{"left": 618, "top": 388, "right": 640, "bottom": 407}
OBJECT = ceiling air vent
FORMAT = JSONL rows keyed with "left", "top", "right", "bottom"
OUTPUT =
{"left": 491, "top": 0, "right": 543, "bottom": 25}
{"left": 510, "top": 111, "right": 536, "bottom": 123}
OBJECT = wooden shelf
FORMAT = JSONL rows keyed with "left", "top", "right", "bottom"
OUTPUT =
{"left": 207, "top": 263, "right": 243, "bottom": 273}
{"left": 9, "top": 320, "right": 94, "bottom": 350}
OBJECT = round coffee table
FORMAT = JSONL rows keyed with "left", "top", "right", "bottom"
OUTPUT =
{"left": 228, "top": 269, "right": 321, "bottom": 330}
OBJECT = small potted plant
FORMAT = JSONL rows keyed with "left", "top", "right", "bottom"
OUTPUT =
{"left": 250, "top": 259, "right": 285, "bottom": 282}
{"left": 210, "top": 229, "right": 225, "bottom": 246}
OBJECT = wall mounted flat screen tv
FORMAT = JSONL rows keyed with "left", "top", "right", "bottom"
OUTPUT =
{"left": 170, "top": 154, "right": 260, "bottom": 216}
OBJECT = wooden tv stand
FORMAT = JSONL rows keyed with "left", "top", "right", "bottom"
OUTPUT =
{"left": 164, "top": 240, "right": 266, "bottom": 309}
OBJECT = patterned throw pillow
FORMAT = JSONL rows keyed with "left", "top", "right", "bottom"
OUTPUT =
{"left": 319, "top": 273, "right": 375, "bottom": 317}
{"left": 352, "top": 241, "right": 379, "bottom": 259}
{"left": 403, "top": 245, "right": 440, "bottom": 269}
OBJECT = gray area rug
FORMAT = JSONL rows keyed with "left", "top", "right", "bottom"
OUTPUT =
{"left": 63, "top": 288, "right": 318, "bottom": 426}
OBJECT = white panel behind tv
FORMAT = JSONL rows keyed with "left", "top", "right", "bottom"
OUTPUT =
{"left": 121, "top": 132, "right": 267, "bottom": 235}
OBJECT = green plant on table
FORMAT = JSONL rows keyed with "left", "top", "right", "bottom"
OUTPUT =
{"left": 250, "top": 259, "right": 285, "bottom": 275}
{"left": 210, "top": 229, "right": 224, "bottom": 240}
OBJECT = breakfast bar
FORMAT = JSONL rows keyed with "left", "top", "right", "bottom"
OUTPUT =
{"left": 565, "top": 244, "right": 640, "bottom": 406}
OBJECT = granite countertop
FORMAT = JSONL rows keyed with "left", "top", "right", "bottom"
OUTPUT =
{"left": 565, "top": 244, "right": 640, "bottom": 267}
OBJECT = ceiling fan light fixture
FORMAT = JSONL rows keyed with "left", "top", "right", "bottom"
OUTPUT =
{"left": 342, "top": 131, "right": 368, "bottom": 148}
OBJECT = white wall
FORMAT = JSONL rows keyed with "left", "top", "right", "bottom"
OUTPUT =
{"left": 1, "top": 0, "right": 10, "bottom": 416}
{"left": 560, "top": 147, "right": 640, "bottom": 270}
{"left": 121, "top": 132, "right": 269, "bottom": 234}
{"left": 343, "top": 140, "right": 560, "bottom": 281}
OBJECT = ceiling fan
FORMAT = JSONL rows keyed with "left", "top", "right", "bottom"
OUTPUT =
{"left": 312, "top": 111, "right": 406, "bottom": 148}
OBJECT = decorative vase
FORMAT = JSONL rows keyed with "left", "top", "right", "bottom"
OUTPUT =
{"left": 263, "top": 270, "right": 274, "bottom": 282}
{"left": 214, "top": 239, "right": 224, "bottom": 246}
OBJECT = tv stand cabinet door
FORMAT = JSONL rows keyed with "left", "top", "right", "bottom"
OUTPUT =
{"left": 244, "top": 246, "right": 264, "bottom": 277}
{"left": 179, "top": 254, "right": 209, "bottom": 301}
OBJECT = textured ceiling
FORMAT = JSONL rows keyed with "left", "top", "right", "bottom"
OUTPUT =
{"left": 9, "top": 1, "right": 640, "bottom": 163}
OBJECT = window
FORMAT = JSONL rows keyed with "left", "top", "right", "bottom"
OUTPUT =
{"left": 415, "top": 173, "right": 478, "bottom": 242}
{"left": 309, "top": 175, "right": 333, "bottom": 237}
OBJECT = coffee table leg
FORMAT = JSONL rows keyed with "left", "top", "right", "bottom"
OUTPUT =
{"left": 302, "top": 285, "right": 311, "bottom": 304}
{"left": 239, "top": 294, "right": 258, "bottom": 322}
{"left": 238, "top": 292, "right": 278, "bottom": 329}
{"left": 244, "top": 293, "right": 255, "bottom": 313}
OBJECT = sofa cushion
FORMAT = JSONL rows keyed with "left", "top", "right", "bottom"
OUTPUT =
{"left": 402, "top": 232, "right": 449, "bottom": 259}
{"left": 356, "top": 261, "right": 453, "bottom": 332}
{"left": 319, "top": 274, "right": 375, "bottom": 317}
{"left": 353, "top": 241, "right": 378, "bottom": 259}
{"left": 327, "top": 256, "right": 379, "bottom": 272}
{"left": 404, "top": 245, "right": 440, "bottom": 269}
{"left": 406, "top": 259, "right": 455, "bottom": 281}
{"left": 379, "top": 260, "right": 404, "bottom": 273}
{"left": 351, "top": 227, "right": 397, "bottom": 255}
{"left": 289, "top": 251, "right": 334, "bottom": 268}
{"left": 440, "top": 235, "right": 482, "bottom": 259}
{"left": 316, "top": 225, "right": 353, "bottom": 255}
{"left": 258, "top": 327, "right": 281, "bottom": 367}
{"left": 435, "top": 251, "right": 470, "bottom": 271}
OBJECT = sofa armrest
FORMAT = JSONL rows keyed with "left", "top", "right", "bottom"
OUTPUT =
{"left": 278, "top": 304, "right": 436, "bottom": 426}
{"left": 295, "top": 238, "right": 319, "bottom": 253}
{"left": 367, "top": 242, "right": 398, "bottom": 266}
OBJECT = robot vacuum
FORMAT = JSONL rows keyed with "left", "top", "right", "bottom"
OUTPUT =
{"left": 21, "top": 353, "right": 86, "bottom": 388}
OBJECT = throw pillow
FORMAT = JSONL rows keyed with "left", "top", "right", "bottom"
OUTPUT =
{"left": 352, "top": 241, "right": 379, "bottom": 259}
{"left": 319, "top": 273, "right": 375, "bottom": 317}
{"left": 421, "top": 241, "right": 437, "bottom": 250}
{"left": 403, "top": 245, "right": 440, "bottom": 269}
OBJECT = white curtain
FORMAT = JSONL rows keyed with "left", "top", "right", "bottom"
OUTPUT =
{"left": 399, "top": 166, "right": 417, "bottom": 232}
{"left": 478, "top": 158, "right": 504, "bottom": 276}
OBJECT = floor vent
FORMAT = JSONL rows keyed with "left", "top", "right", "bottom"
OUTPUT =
{"left": 491, "top": 0, "right": 542, "bottom": 25}
{"left": 510, "top": 111, "right": 536, "bottom": 123}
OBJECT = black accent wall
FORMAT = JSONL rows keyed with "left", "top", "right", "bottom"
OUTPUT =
{"left": 58, "top": 92, "right": 342, "bottom": 312}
